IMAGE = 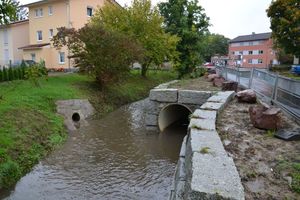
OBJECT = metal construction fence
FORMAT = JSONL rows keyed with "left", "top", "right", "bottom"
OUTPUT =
{"left": 215, "top": 66, "right": 300, "bottom": 121}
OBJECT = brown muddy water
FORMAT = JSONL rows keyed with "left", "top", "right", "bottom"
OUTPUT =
{"left": 1, "top": 99, "right": 187, "bottom": 200}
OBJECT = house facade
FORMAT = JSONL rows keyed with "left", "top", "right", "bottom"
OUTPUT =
{"left": 0, "top": 20, "right": 29, "bottom": 67}
{"left": 18, "top": 0, "right": 115, "bottom": 69}
{"left": 228, "top": 32, "right": 279, "bottom": 68}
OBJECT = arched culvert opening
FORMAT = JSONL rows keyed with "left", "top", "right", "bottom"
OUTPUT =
{"left": 158, "top": 104, "right": 192, "bottom": 132}
{"left": 72, "top": 112, "right": 81, "bottom": 122}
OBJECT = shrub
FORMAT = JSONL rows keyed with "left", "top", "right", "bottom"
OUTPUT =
{"left": 2, "top": 67, "right": 8, "bottom": 81}
{"left": 53, "top": 25, "right": 144, "bottom": 89}
{"left": 0, "top": 160, "right": 21, "bottom": 188}
{"left": 24, "top": 61, "right": 48, "bottom": 87}
{"left": 190, "top": 67, "right": 207, "bottom": 78}
{"left": 0, "top": 68, "right": 3, "bottom": 82}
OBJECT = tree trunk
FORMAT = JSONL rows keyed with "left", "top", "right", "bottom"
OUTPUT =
{"left": 141, "top": 63, "right": 148, "bottom": 78}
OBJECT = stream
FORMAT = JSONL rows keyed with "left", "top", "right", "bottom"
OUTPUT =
{"left": 2, "top": 99, "right": 186, "bottom": 200}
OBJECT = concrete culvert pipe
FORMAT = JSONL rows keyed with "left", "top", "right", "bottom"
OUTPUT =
{"left": 72, "top": 112, "right": 81, "bottom": 122}
{"left": 158, "top": 104, "right": 192, "bottom": 132}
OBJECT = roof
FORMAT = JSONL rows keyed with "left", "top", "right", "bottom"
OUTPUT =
{"left": 23, "top": 0, "right": 122, "bottom": 8}
{"left": 230, "top": 32, "right": 272, "bottom": 43}
{"left": 22, "top": 0, "right": 62, "bottom": 7}
{"left": 0, "top": 19, "right": 29, "bottom": 29}
{"left": 19, "top": 43, "right": 51, "bottom": 50}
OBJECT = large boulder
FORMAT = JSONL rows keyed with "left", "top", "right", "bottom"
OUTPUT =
{"left": 249, "top": 105, "right": 281, "bottom": 130}
{"left": 222, "top": 81, "right": 238, "bottom": 92}
{"left": 236, "top": 89, "right": 257, "bottom": 103}
{"left": 213, "top": 77, "right": 225, "bottom": 87}
{"left": 207, "top": 74, "right": 219, "bottom": 82}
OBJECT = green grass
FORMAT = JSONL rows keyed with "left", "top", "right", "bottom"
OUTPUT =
{"left": 275, "top": 159, "right": 300, "bottom": 194}
{"left": 0, "top": 70, "right": 176, "bottom": 189}
{"left": 278, "top": 71, "right": 300, "bottom": 80}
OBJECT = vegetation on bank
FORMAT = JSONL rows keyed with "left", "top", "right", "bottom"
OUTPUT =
{"left": 0, "top": 70, "right": 176, "bottom": 189}
{"left": 270, "top": 65, "right": 300, "bottom": 80}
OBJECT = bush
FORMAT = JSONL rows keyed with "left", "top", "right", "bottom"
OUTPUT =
{"left": 0, "top": 160, "right": 21, "bottom": 188}
{"left": 189, "top": 67, "right": 207, "bottom": 78}
{"left": 53, "top": 25, "right": 144, "bottom": 89}
{"left": 0, "top": 68, "right": 3, "bottom": 82}
{"left": 25, "top": 61, "right": 48, "bottom": 87}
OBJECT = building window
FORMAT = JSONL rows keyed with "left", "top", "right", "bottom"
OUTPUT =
{"left": 249, "top": 51, "right": 253, "bottom": 55}
{"left": 249, "top": 42, "right": 253, "bottom": 46}
{"left": 232, "top": 51, "right": 235, "bottom": 55}
{"left": 4, "top": 49, "right": 9, "bottom": 64}
{"left": 239, "top": 51, "right": 243, "bottom": 55}
{"left": 31, "top": 53, "right": 36, "bottom": 62}
{"left": 248, "top": 59, "right": 252, "bottom": 64}
{"left": 259, "top": 50, "right": 263, "bottom": 54}
{"left": 49, "top": 6, "right": 53, "bottom": 15}
{"left": 258, "top": 59, "right": 263, "bottom": 64}
{"left": 3, "top": 29, "right": 8, "bottom": 45}
{"left": 35, "top": 8, "right": 43, "bottom": 17}
{"left": 37, "top": 31, "right": 43, "bottom": 41}
{"left": 59, "top": 52, "right": 65, "bottom": 64}
{"left": 87, "top": 7, "right": 93, "bottom": 17}
{"left": 49, "top": 29, "right": 54, "bottom": 38}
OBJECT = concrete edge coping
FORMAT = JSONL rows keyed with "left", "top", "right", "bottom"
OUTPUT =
{"left": 171, "top": 90, "right": 245, "bottom": 200}
{"left": 185, "top": 90, "right": 244, "bottom": 199}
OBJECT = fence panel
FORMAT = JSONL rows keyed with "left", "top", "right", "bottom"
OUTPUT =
{"left": 275, "top": 76, "right": 300, "bottom": 118}
{"left": 237, "top": 68, "right": 251, "bottom": 88}
{"left": 250, "top": 69, "right": 276, "bottom": 99}
{"left": 213, "top": 66, "right": 300, "bottom": 120}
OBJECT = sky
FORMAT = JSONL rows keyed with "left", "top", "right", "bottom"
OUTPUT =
{"left": 19, "top": 0, "right": 272, "bottom": 39}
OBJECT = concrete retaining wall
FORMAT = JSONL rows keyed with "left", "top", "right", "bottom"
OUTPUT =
{"left": 170, "top": 91, "right": 245, "bottom": 200}
{"left": 56, "top": 99, "right": 94, "bottom": 131}
{"left": 145, "top": 88, "right": 213, "bottom": 130}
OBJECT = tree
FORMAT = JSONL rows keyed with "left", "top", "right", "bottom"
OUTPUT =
{"left": 0, "top": 0, "right": 19, "bottom": 24}
{"left": 202, "top": 33, "right": 230, "bottom": 62}
{"left": 267, "top": 0, "right": 300, "bottom": 57}
{"left": 53, "top": 25, "right": 144, "bottom": 88}
{"left": 93, "top": 0, "right": 179, "bottom": 77}
{"left": 159, "top": 0, "right": 210, "bottom": 77}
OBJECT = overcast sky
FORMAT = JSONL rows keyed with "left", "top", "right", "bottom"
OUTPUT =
{"left": 19, "top": 0, "right": 272, "bottom": 39}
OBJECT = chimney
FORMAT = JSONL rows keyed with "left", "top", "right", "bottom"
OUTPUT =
{"left": 252, "top": 32, "right": 255, "bottom": 35}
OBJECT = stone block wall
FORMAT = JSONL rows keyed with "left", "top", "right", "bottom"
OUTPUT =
{"left": 170, "top": 91, "right": 245, "bottom": 200}
{"left": 145, "top": 88, "right": 213, "bottom": 130}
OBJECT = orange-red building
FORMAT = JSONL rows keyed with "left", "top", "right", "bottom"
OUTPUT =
{"left": 228, "top": 32, "right": 279, "bottom": 68}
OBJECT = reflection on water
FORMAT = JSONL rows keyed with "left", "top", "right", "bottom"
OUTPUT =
{"left": 2, "top": 99, "right": 187, "bottom": 200}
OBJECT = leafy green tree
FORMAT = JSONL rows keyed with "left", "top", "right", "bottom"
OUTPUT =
{"left": 0, "top": 0, "right": 19, "bottom": 24}
{"left": 53, "top": 25, "right": 144, "bottom": 88}
{"left": 2, "top": 67, "right": 8, "bottom": 81}
{"left": 202, "top": 33, "right": 229, "bottom": 62}
{"left": 8, "top": 67, "right": 13, "bottom": 81}
{"left": 159, "top": 0, "right": 210, "bottom": 77}
{"left": 93, "top": 0, "right": 179, "bottom": 77}
{"left": 267, "top": 0, "right": 300, "bottom": 57}
{"left": 0, "top": 68, "right": 3, "bottom": 82}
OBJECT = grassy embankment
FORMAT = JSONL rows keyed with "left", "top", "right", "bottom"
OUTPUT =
{"left": 0, "top": 70, "right": 176, "bottom": 189}
{"left": 271, "top": 64, "right": 300, "bottom": 80}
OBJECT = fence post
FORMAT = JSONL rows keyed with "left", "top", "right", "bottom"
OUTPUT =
{"left": 237, "top": 68, "right": 240, "bottom": 84}
{"left": 249, "top": 68, "right": 254, "bottom": 89}
{"left": 272, "top": 74, "right": 279, "bottom": 102}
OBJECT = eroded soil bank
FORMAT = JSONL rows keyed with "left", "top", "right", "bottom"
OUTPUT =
{"left": 217, "top": 99, "right": 300, "bottom": 199}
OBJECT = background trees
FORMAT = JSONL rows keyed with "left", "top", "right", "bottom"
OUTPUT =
{"left": 53, "top": 25, "right": 144, "bottom": 88}
{"left": 202, "top": 33, "right": 229, "bottom": 62}
{"left": 159, "top": 0, "right": 210, "bottom": 77}
{"left": 93, "top": 0, "right": 179, "bottom": 77}
{"left": 0, "top": 0, "right": 19, "bottom": 24}
{"left": 267, "top": 0, "right": 300, "bottom": 57}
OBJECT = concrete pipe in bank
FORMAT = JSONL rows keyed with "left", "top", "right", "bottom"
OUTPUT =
{"left": 158, "top": 104, "right": 192, "bottom": 132}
